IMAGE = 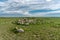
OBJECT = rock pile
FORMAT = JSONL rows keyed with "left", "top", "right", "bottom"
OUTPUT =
{"left": 17, "top": 18, "right": 35, "bottom": 25}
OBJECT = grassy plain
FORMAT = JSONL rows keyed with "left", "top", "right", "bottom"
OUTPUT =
{"left": 0, "top": 17, "right": 60, "bottom": 40}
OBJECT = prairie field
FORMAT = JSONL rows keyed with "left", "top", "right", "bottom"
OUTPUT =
{"left": 0, "top": 17, "right": 60, "bottom": 40}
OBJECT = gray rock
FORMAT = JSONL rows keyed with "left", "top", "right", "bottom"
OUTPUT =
{"left": 17, "top": 28, "right": 24, "bottom": 32}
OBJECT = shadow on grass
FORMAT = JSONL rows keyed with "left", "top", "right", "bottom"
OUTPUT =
{"left": 11, "top": 28, "right": 19, "bottom": 34}
{"left": 12, "top": 20, "right": 21, "bottom": 25}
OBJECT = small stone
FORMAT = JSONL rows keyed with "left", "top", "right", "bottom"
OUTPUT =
{"left": 33, "top": 35, "right": 37, "bottom": 37}
{"left": 17, "top": 28, "right": 24, "bottom": 33}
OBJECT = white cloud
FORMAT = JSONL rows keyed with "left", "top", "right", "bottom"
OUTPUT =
{"left": 2, "top": 10, "right": 31, "bottom": 16}
{"left": 0, "top": 0, "right": 60, "bottom": 17}
{"left": 46, "top": 0, "right": 52, "bottom": 2}
{"left": 0, "top": 0, "right": 31, "bottom": 16}
{"left": 0, "top": 2, "right": 6, "bottom": 6}
{"left": 31, "top": 10, "right": 60, "bottom": 17}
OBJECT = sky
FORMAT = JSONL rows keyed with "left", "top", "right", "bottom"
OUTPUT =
{"left": 0, "top": 0, "right": 60, "bottom": 17}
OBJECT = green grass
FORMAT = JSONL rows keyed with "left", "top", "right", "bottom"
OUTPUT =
{"left": 0, "top": 17, "right": 60, "bottom": 40}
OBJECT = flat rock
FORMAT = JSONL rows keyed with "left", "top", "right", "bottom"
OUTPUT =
{"left": 17, "top": 28, "right": 24, "bottom": 33}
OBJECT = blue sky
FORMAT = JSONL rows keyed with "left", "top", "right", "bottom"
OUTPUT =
{"left": 0, "top": 0, "right": 60, "bottom": 17}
